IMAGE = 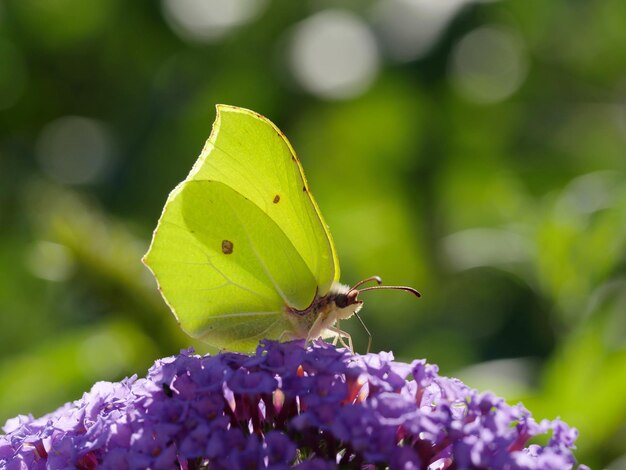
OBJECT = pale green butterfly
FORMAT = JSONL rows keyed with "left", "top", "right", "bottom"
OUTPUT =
{"left": 143, "top": 105, "right": 419, "bottom": 352}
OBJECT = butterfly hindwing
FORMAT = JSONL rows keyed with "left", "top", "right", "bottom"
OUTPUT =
{"left": 144, "top": 179, "right": 318, "bottom": 351}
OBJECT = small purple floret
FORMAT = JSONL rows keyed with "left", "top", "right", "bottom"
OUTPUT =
{"left": 0, "top": 340, "right": 586, "bottom": 469}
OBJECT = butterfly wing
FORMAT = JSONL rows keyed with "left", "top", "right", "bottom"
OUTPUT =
{"left": 187, "top": 105, "right": 340, "bottom": 294}
{"left": 144, "top": 179, "right": 319, "bottom": 351}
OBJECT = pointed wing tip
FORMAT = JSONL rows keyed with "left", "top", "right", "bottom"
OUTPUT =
{"left": 215, "top": 104, "right": 246, "bottom": 114}
{"left": 215, "top": 104, "right": 268, "bottom": 122}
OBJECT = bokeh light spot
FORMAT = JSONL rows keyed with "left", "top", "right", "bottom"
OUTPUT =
{"left": 162, "top": 0, "right": 267, "bottom": 43}
{"left": 26, "top": 241, "right": 75, "bottom": 282}
{"left": 443, "top": 228, "right": 531, "bottom": 271}
{"left": 557, "top": 171, "right": 621, "bottom": 217}
{"left": 79, "top": 330, "right": 129, "bottom": 377}
{"left": 36, "top": 116, "right": 114, "bottom": 185}
{"left": 449, "top": 26, "right": 529, "bottom": 104}
{"left": 373, "top": 0, "right": 472, "bottom": 62}
{"left": 288, "top": 10, "right": 380, "bottom": 100}
{"left": 456, "top": 357, "right": 535, "bottom": 398}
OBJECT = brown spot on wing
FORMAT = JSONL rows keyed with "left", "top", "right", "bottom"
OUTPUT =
{"left": 221, "top": 240, "right": 234, "bottom": 254}
{"left": 273, "top": 194, "right": 280, "bottom": 204}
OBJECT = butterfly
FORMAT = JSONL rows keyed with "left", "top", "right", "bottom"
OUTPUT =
{"left": 143, "top": 105, "right": 419, "bottom": 352}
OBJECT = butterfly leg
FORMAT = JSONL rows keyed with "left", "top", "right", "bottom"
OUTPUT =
{"left": 305, "top": 312, "right": 327, "bottom": 345}
{"left": 278, "top": 330, "right": 298, "bottom": 343}
{"left": 327, "top": 325, "right": 353, "bottom": 352}
{"left": 331, "top": 320, "right": 341, "bottom": 346}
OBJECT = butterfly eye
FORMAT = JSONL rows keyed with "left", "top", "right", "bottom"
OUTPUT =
{"left": 335, "top": 294, "right": 349, "bottom": 309}
{"left": 336, "top": 290, "right": 359, "bottom": 308}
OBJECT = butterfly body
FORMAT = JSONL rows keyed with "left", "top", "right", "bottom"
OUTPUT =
{"left": 144, "top": 105, "right": 418, "bottom": 352}
{"left": 285, "top": 282, "right": 363, "bottom": 343}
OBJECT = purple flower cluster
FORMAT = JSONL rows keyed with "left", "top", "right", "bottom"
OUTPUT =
{"left": 1, "top": 340, "right": 587, "bottom": 469}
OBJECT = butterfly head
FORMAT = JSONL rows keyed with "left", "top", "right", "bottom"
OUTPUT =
{"left": 286, "top": 277, "right": 420, "bottom": 350}
{"left": 324, "top": 277, "right": 421, "bottom": 352}
{"left": 330, "top": 276, "right": 421, "bottom": 320}
{"left": 335, "top": 288, "right": 360, "bottom": 308}
{"left": 330, "top": 284, "right": 364, "bottom": 320}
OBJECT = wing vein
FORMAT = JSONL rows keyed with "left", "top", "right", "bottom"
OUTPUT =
{"left": 208, "top": 311, "right": 280, "bottom": 319}
{"left": 221, "top": 195, "right": 302, "bottom": 307}
{"left": 159, "top": 219, "right": 275, "bottom": 302}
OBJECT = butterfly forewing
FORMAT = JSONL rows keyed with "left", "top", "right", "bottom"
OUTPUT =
{"left": 187, "top": 105, "right": 340, "bottom": 296}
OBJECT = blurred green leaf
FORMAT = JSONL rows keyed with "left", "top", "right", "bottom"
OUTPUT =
{"left": 9, "top": 0, "right": 118, "bottom": 49}
{"left": 524, "top": 281, "right": 626, "bottom": 467}
{"left": 22, "top": 181, "right": 209, "bottom": 355}
{"left": 534, "top": 172, "right": 626, "bottom": 318}
{"left": 0, "top": 319, "right": 157, "bottom": 424}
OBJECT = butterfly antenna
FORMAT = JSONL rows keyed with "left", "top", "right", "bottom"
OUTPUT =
{"left": 348, "top": 280, "right": 419, "bottom": 354}
{"left": 350, "top": 276, "right": 383, "bottom": 291}
{"left": 357, "top": 285, "right": 422, "bottom": 298}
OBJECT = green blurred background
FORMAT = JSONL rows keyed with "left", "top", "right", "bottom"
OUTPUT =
{"left": 1, "top": 0, "right": 625, "bottom": 467}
